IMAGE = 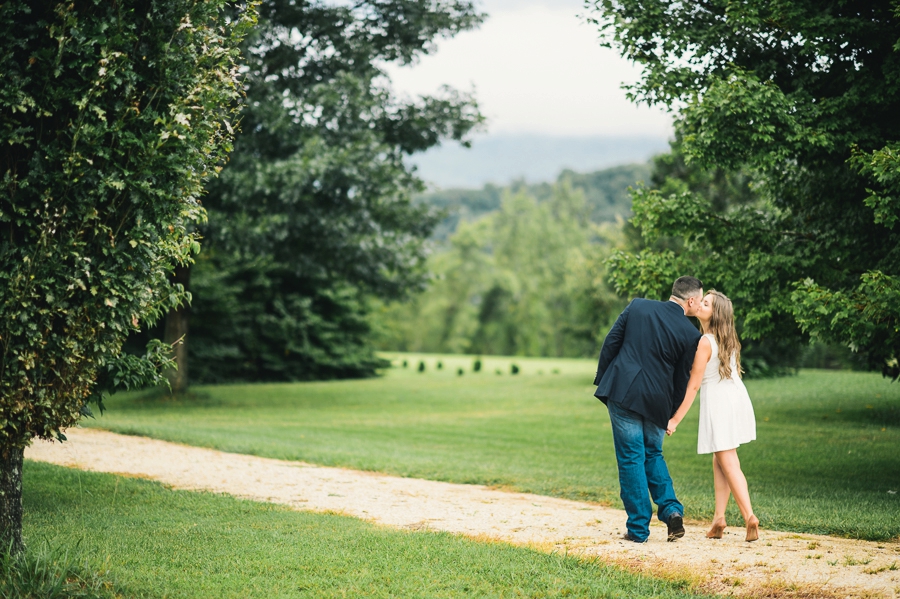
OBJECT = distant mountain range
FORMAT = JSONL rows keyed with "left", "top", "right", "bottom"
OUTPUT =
{"left": 409, "top": 133, "right": 670, "bottom": 189}
{"left": 418, "top": 162, "right": 653, "bottom": 241}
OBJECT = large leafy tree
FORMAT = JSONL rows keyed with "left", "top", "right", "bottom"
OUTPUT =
{"left": 159, "top": 0, "right": 485, "bottom": 386}
{"left": 0, "top": 0, "right": 253, "bottom": 552}
{"left": 588, "top": 0, "right": 900, "bottom": 378}
{"left": 620, "top": 138, "right": 811, "bottom": 376}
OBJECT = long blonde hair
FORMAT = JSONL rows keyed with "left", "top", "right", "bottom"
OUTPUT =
{"left": 701, "top": 290, "right": 743, "bottom": 380}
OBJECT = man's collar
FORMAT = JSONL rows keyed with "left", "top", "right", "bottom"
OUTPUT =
{"left": 668, "top": 297, "right": 687, "bottom": 315}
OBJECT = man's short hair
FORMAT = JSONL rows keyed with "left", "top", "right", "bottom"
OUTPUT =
{"left": 672, "top": 276, "right": 703, "bottom": 300}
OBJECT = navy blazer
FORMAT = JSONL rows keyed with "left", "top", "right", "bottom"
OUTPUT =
{"left": 593, "top": 298, "right": 701, "bottom": 429}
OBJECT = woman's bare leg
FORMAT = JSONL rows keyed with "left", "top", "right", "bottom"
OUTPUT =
{"left": 714, "top": 449, "right": 758, "bottom": 540}
{"left": 707, "top": 454, "right": 730, "bottom": 538}
{"left": 713, "top": 450, "right": 753, "bottom": 519}
{"left": 712, "top": 454, "right": 731, "bottom": 520}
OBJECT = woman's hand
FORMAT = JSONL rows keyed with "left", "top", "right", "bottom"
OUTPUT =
{"left": 666, "top": 418, "right": 678, "bottom": 436}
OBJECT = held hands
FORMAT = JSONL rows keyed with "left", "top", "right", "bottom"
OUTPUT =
{"left": 665, "top": 418, "right": 679, "bottom": 436}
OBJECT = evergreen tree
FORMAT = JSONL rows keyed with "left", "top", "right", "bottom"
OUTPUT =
{"left": 160, "top": 0, "right": 485, "bottom": 386}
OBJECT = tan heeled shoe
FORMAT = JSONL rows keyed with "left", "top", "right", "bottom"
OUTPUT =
{"left": 706, "top": 518, "right": 726, "bottom": 539}
{"left": 745, "top": 515, "right": 759, "bottom": 542}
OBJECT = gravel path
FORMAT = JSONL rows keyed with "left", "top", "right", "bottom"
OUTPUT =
{"left": 26, "top": 428, "right": 900, "bottom": 598}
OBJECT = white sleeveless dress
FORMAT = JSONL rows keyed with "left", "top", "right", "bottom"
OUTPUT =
{"left": 697, "top": 333, "right": 756, "bottom": 454}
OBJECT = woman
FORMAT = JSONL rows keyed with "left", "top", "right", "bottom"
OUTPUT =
{"left": 666, "top": 290, "right": 759, "bottom": 542}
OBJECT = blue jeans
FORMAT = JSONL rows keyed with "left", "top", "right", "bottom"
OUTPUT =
{"left": 607, "top": 401, "right": 683, "bottom": 541}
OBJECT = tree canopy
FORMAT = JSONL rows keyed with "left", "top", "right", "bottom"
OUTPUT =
{"left": 588, "top": 0, "right": 900, "bottom": 378}
{"left": 160, "top": 0, "right": 486, "bottom": 384}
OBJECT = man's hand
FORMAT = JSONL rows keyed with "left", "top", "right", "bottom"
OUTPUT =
{"left": 665, "top": 418, "right": 678, "bottom": 436}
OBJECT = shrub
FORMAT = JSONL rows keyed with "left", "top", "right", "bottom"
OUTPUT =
{"left": 0, "top": 0, "right": 254, "bottom": 552}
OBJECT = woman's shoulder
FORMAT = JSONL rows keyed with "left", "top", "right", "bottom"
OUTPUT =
{"left": 700, "top": 333, "right": 717, "bottom": 353}
{"left": 696, "top": 333, "right": 713, "bottom": 357}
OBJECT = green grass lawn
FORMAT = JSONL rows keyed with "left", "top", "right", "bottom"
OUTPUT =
{"left": 85, "top": 353, "right": 900, "bottom": 541}
{"left": 22, "top": 461, "right": 711, "bottom": 599}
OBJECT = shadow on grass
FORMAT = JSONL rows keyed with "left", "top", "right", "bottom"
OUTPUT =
{"left": 107, "top": 386, "right": 219, "bottom": 409}
{"left": 840, "top": 404, "right": 900, "bottom": 428}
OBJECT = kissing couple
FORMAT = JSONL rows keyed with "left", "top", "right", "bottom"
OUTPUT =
{"left": 593, "top": 276, "right": 758, "bottom": 543}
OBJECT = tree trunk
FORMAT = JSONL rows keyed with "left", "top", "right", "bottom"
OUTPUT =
{"left": 163, "top": 265, "right": 191, "bottom": 395}
{"left": 0, "top": 446, "right": 25, "bottom": 556}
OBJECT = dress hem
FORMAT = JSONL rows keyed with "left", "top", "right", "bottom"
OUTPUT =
{"left": 697, "top": 437, "right": 756, "bottom": 455}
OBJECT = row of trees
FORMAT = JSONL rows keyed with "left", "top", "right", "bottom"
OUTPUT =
{"left": 134, "top": 0, "right": 900, "bottom": 393}
{"left": 373, "top": 185, "right": 626, "bottom": 357}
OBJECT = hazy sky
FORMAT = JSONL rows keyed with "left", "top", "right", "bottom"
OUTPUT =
{"left": 384, "top": 0, "right": 673, "bottom": 138}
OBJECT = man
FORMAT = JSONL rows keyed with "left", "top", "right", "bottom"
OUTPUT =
{"left": 593, "top": 276, "right": 703, "bottom": 543}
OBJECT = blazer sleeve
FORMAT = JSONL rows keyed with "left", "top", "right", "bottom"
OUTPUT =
{"left": 593, "top": 301, "right": 632, "bottom": 386}
{"left": 671, "top": 335, "right": 700, "bottom": 415}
